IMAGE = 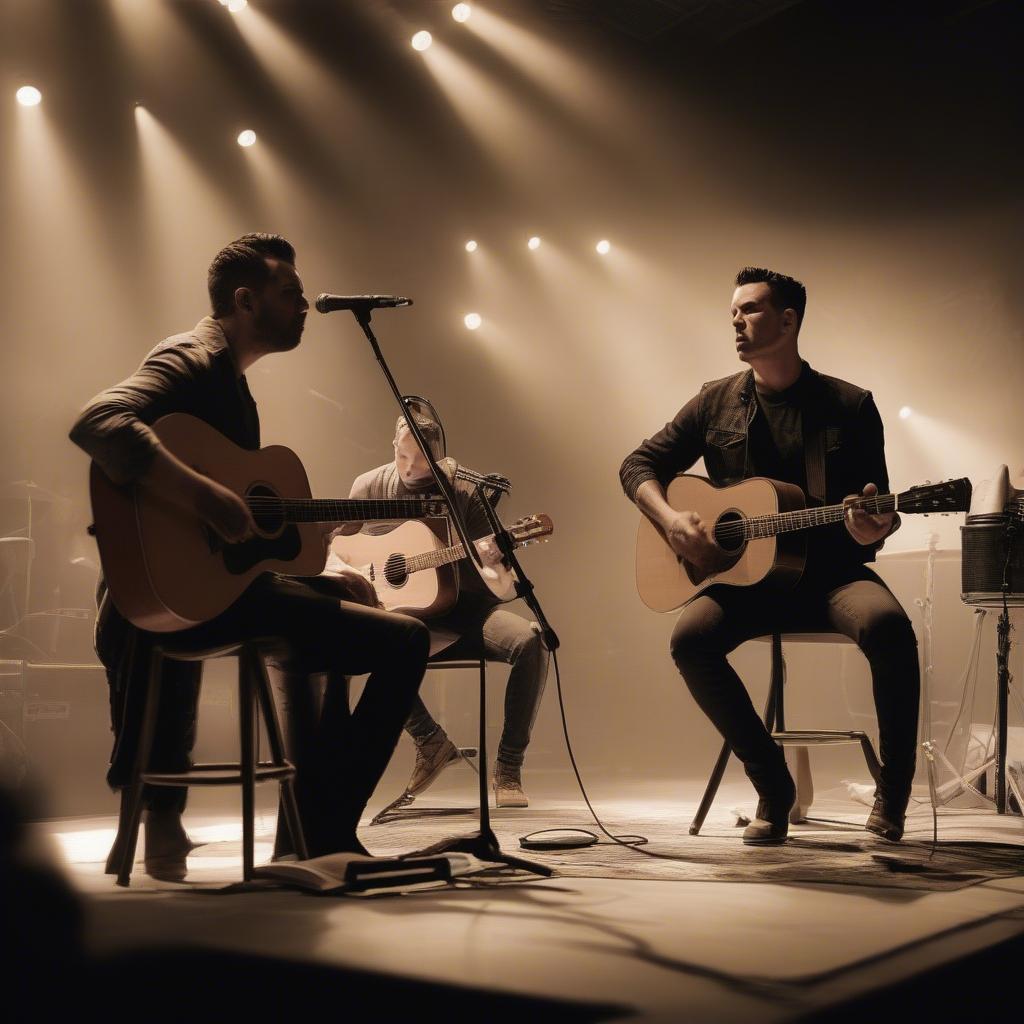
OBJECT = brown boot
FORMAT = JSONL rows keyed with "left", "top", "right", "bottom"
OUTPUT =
{"left": 405, "top": 730, "right": 461, "bottom": 797}
{"left": 493, "top": 761, "right": 528, "bottom": 808}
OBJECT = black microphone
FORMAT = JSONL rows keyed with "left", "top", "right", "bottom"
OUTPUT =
{"left": 315, "top": 294, "right": 413, "bottom": 314}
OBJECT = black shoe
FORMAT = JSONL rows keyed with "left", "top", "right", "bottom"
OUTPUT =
{"left": 741, "top": 763, "right": 796, "bottom": 846}
{"left": 742, "top": 797, "right": 793, "bottom": 846}
{"left": 865, "top": 794, "right": 907, "bottom": 842}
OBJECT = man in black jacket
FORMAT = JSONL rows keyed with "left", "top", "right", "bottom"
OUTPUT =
{"left": 620, "top": 267, "right": 919, "bottom": 845}
{"left": 70, "top": 233, "right": 429, "bottom": 875}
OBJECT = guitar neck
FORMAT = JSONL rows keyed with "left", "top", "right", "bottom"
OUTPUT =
{"left": 249, "top": 497, "right": 445, "bottom": 524}
{"left": 405, "top": 539, "right": 472, "bottom": 574}
{"left": 741, "top": 494, "right": 897, "bottom": 540}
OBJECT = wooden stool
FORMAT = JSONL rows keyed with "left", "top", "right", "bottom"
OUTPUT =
{"left": 106, "top": 640, "right": 307, "bottom": 886}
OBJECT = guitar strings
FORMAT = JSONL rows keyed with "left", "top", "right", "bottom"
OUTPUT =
{"left": 710, "top": 495, "right": 897, "bottom": 542}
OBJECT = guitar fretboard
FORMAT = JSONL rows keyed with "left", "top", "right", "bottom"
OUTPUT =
{"left": 246, "top": 497, "right": 446, "bottom": 524}
{"left": 722, "top": 495, "right": 898, "bottom": 542}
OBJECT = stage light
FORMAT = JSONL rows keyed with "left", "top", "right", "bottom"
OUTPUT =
{"left": 528, "top": 236, "right": 541, "bottom": 250}
{"left": 899, "top": 406, "right": 913, "bottom": 420}
{"left": 464, "top": 312, "right": 482, "bottom": 330}
{"left": 465, "top": 240, "right": 478, "bottom": 252}
{"left": 237, "top": 129, "right": 257, "bottom": 147}
{"left": 596, "top": 239, "right": 611, "bottom": 255}
{"left": 226, "top": 0, "right": 248, "bottom": 12}
{"left": 452, "top": 4, "right": 472, "bottom": 22}
{"left": 16, "top": 86, "right": 42, "bottom": 107}
{"left": 412, "top": 31, "right": 433, "bottom": 52}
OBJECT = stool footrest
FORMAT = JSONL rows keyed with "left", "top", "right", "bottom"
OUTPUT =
{"left": 772, "top": 729, "right": 869, "bottom": 745}
{"left": 142, "top": 761, "right": 295, "bottom": 787}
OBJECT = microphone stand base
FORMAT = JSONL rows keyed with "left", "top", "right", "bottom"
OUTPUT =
{"left": 405, "top": 827, "right": 554, "bottom": 877}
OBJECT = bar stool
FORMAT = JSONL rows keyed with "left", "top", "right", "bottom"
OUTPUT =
{"left": 689, "top": 631, "right": 882, "bottom": 836}
{"left": 106, "top": 640, "right": 307, "bottom": 887}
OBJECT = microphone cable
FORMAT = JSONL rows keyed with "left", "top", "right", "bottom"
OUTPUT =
{"left": 521, "top": 649, "right": 709, "bottom": 861}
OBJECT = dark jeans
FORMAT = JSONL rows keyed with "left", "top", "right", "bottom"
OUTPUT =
{"left": 154, "top": 573, "right": 429, "bottom": 855}
{"left": 670, "top": 563, "right": 919, "bottom": 800}
{"left": 405, "top": 608, "right": 550, "bottom": 769}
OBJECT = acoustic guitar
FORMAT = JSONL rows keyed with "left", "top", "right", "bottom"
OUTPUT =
{"left": 89, "top": 413, "right": 449, "bottom": 632}
{"left": 635, "top": 474, "right": 972, "bottom": 612}
{"left": 328, "top": 513, "right": 554, "bottom": 618}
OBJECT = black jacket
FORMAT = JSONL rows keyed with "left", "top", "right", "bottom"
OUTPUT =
{"left": 619, "top": 363, "right": 897, "bottom": 566}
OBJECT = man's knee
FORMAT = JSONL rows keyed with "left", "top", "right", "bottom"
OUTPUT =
{"left": 670, "top": 618, "right": 712, "bottom": 673}
{"left": 859, "top": 608, "right": 917, "bottom": 659}
{"left": 508, "top": 622, "right": 545, "bottom": 663}
{"left": 392, "top": 613, "right": 430, "bottom": 662}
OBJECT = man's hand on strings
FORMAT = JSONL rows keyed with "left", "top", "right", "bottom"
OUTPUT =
{"left": 665, "top": 511, "right": 721, "bottom": 575}
{"left": 476, "top": 536, "right": 505, "bottom": 568}
{"left": 844, "top": 482, "right": 894, "bottom": 545}
{"left": 194, "top": 479, "right": 257, "bottom": 543}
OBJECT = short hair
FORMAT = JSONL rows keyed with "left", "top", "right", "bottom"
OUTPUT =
{"left": 735, "top": 266, "right": 806, "bottom": 330}
{"left": 395, "top": 413, "right": 444, "bottom": 459}
{"left": 207, "top": 232, "right": 296, "bottom": 318}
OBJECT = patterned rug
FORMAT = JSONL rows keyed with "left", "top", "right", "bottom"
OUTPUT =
{"left": 362, "top": 800, "right": 1024, "bottom": 892}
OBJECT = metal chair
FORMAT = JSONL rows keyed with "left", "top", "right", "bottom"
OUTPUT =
{"left": 689, "top": 631, "right": 882, "bottom": 835}
{"left": 106, "top": 640, "right": 306, "bottom": 886}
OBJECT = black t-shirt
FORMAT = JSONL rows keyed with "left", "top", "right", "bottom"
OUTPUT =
{"left": 749, "top": 372, "right": 808, "bottom": 496}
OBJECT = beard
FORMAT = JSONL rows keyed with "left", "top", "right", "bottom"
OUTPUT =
{"left": 255, "top": 308, "right": 304, "bottom": 352}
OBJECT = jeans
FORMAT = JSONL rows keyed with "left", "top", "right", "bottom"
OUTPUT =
{"left": 159, "top": 573, "right": 429, "bottom": 855}
{"left": 405, "top": 608, "right": 550, "bottom": 770}
{"left": 670, "top": 562, "right": 920, "bottom": 799}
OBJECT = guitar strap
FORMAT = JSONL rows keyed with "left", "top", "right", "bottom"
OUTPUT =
{"left": 803, "top": 388, "right": 827, "bottom": 505}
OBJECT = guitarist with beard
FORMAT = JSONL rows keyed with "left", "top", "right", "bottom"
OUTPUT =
{"left": 69, "top": 233, "right": 429, "bottom": 875}
{"left": 620, "top": 267, "right": 919, "bottom": 846}
{"left": 329, "top": 409, "right": 550, "bottom": 809}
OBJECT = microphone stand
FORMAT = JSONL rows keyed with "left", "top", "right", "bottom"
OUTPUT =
{"left": 475, "top": 483, "right": 560, "bottom": 655}
{"left": 345, "top": 305, "right": 555, "bottom": 876}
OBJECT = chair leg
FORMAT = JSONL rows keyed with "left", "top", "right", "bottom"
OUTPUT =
{"left": 114, "top": 648, "right": 164, "bottom": 887}
{"left": 688, "top": 739, "right": 732, "bottom": 836}
{"left": 788, "top": 747, "right": 814, "bottom": 824}
{"left": 690, "top": 638, "right": 786, "bottom": 837}
{"left": 477, "top": 658, "right": 491, "bottom": 831}
{"left": 239, "top": 657, "right": 256, "bottom": 881}
{"left": 859, "top": 735, "right": 882, "bottom": 785}
{"left": 771, "top": 635, "right": 813, "bottom": 823}
{"left": 105, "top": 789, "right": 131, "bottom": 875}
{"left": 248, "top": 647, "right": 308, "bottom": 861}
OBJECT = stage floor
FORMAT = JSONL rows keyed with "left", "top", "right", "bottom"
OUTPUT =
{"left": 35, "top": 781, "right": 1024, "bottom": 1022}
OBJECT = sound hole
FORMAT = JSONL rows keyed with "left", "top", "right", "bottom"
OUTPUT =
{"left": 713, "top": 510, "right": 746, "bottom": 553}
{"left": 248, "top": 484, "right": 284, "bottom": 534}
{"left": 383, "top": 553, "right": 408, "bottom": 588}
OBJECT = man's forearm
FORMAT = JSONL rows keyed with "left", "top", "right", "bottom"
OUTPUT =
{"left": 137, "top": 445, "right": 209, "bottom": 511}
{"left": 633, "top": 479, "right": 677, "bottom": 532}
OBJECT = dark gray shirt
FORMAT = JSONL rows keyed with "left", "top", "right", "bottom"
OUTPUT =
{"left": 69, "top": 317, "right": 259, "bottom": 484}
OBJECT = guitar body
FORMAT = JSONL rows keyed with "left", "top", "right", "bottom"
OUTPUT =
{"left": 90, "top": 414, "right": 326, "bottom": 632}
{"left": 636, "top": 475, "right": 806, "bottom": 612}
{"left": 331, "top": 520, "right": 459, "bottom": 618}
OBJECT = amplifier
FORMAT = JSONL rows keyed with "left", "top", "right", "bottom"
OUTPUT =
{"left": 19, "top": 661, "right": 117, "bottom": 818}
{"left": 961, "top": 516, "right": 1024, "bottom": 606}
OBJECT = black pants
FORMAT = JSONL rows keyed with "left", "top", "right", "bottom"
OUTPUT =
{"left": 151, "top": 573, "right": 429, "bottom": 855}
{"left": 670, "top": 562, "right": 919, "bottom": 799}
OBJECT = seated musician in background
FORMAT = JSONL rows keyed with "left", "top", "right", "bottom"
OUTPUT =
{"left": 330, "top": 408, "right": 550, "bottom": 807}
{"left": 620, "top": 267, "right": 919, "bottom": 845}
{"left": 69, "top": 233, "right": 429, "bottom": 876}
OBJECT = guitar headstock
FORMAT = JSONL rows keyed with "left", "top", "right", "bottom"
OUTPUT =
{"left": 897, "top": 478, "right": 972, "bottom": 514}
{"left": 508, "top": 513, "right": 554, "bottom": 545}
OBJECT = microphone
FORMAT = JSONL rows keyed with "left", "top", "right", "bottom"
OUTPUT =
{"left": 315, "top": 294, "right": 413, "bottom": 314}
